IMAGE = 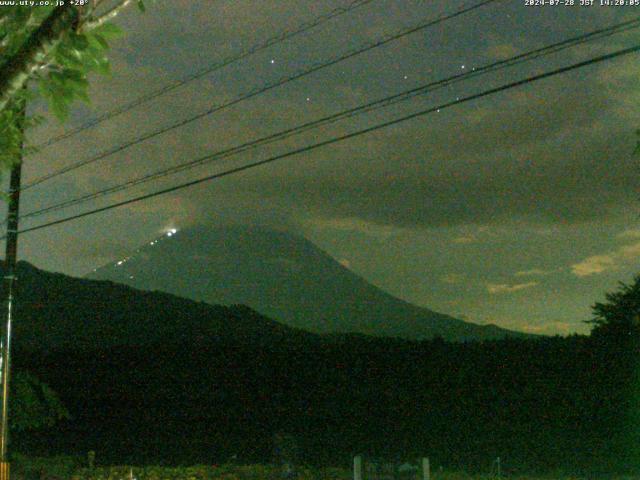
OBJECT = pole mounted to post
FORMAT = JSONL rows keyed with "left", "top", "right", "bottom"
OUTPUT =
{"left": 354, "top": 455, "right": 363, "bottom": 480}
{"left": 0, "top": 92, "right": 26, "bottom": 480}
{"left": 421, "top": 458, "right": 430, "bottom": 480}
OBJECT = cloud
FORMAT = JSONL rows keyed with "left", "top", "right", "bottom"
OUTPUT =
{"left": 27, "top": 0, "right": 636, "bottom": 248}
{"left": 18, "top": 0, "right": 639, "bottom": 297}
{"left": 485, "top": 43, "right": 520, "bottom": 60}
{"left": 464, "top": 314, "right": 587, "bottom": 336}
{"left": 617, "top": 228, "right": 640, "bottom": 240}
{"left": 486, "top": 282, "right": 538, "bottom": 294}
{"left": 571, "top": 255, "right": 616, "bottom": 277}
{"left": 620, "top": 242, "right": 640, "bottom": 257}
{"left": 521, "top": 321, "right": 575, "bottom": 335}
{"left": 196, "top": 77, "right": 631, "bottom": 231}
{"left": 304, "top": 216, "right": 405, "bottom": 239}
{"left": 453, "top": 235, "right": 476, "bottom": 244}
{"left": 571, "top": 241, "right": 640, "bottom": 277}
{"left": 514, "top": 268, "right": 553, "bottom": 277}
{"left": 441, "top": 273, "right": 465, "bottom": 285}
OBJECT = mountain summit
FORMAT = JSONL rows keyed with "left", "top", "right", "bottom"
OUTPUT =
{"left": 88, "top": 224, "right": 528, "bottom": 341}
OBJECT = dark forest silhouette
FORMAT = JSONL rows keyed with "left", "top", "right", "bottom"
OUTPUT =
{"left": 2, "top": 262, "right": 639, "bottom": 476}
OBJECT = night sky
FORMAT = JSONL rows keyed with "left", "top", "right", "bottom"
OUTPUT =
{"left": 5, "top": 0, "right": 640, "bottom": 335}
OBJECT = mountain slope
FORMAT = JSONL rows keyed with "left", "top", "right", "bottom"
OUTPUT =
{"left": 0, "top": 260, "right": 315, "bottom": 351}
{"left": 88, "top": 225, "right": 528, "bottom": 341}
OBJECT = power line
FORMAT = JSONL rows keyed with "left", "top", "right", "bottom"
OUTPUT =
{"left": 31, "top": 0, "right": 378, "bottom": 152}
{"left": 18, "top": 17, "right": 640, "bottom": 222}
{"left": 10, "top": 42, "right": 640, "bottom": 238}
{"left": 22, "top": 0, "right": 499, "bottom": 191}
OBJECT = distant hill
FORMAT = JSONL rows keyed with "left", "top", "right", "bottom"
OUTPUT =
{"left": 87, "top": 224, "right": 528, "bottom": 341}
{"left": 0, "top": 260, "right": 314, "bottom": 351}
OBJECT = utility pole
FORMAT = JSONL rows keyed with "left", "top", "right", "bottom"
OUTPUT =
{"left": 0, "top": 93, "right": 26, "bottom": 480}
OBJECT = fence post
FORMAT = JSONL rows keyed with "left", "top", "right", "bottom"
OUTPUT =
{"left": 421, "top": 458, "right": 430, "bottom": 480}
{"left": 354, "top": 456, "right": 363, "bottom": 480}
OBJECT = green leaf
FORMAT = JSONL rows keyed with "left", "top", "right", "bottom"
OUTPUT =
{"left": 55, "top": 46, "right": 84, "bottom": 67}
{"left": 51, "top": 97, "right": 68, "bottom": 121}
{"left": 69, "top": 32, "right": 89, "bottom": 50}
{"left": 94, "top": 56, "right": 111, "bottom": 75}
{"left": 76, "top": 88, "right": 91, "bottom": 104}
{"left": 92, "top": 22, "right": 124, "bottom": 40}
{"left": 38, "top": 78, "right": 54, "bottom": 99}
{"left": 61, "top": 68, "right": 84, "bottom": 82}
{"left": 91, "top": 33, "right": 110, "bottom": 50}
{"left": 137, "top": 0, "right": 146, "bottom": 12}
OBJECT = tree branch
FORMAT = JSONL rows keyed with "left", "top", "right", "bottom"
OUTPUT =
{"left": 82, "top": 0, "right": 133, "bottom": 30}
{"left": 0, "top": 5, "right": 79, "bottom": 113}
{"left": 0, "top": 0, "right": 136, "bottom": 114}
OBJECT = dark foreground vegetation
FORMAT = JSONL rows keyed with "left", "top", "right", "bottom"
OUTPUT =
{"left": 3, "top": 262, "right": 640, "bottom": 476}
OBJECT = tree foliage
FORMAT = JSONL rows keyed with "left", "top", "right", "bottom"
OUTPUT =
{"left": 36, "top": 21, "right": 123, "bottom": 120}
{"left": 588, "top": 274, "right": 640, "bottom": 338}
{"left": 10, "top": 371, "right": 70, "bottom": 432}
{"left": 0, "top": 1, "right": 145, "bottom": 177}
